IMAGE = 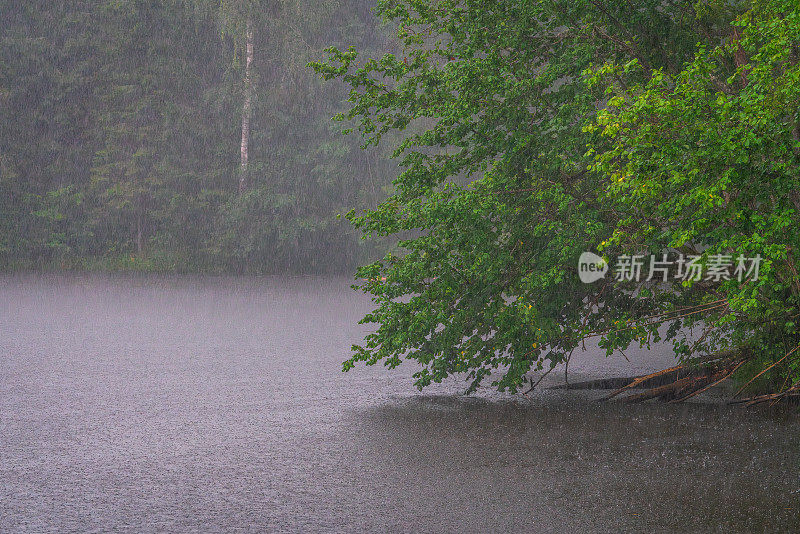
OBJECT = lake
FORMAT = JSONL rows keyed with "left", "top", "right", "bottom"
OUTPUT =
{"left": 1, "top": 274, "right": 798, "bottom": 532}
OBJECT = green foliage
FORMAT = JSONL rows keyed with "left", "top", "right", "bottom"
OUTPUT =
{"left": 315, "top": 0, "right": 800, "bottom": 393}
{"left": 593, "top": 0, "right": 800, "bottom": 386}
{"left": 0, "top": 0, "right": 391, "bottom": 272}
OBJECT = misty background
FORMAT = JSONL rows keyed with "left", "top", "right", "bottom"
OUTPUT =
{"left": 0, "top": 0, "right": 396, "bottom": 273}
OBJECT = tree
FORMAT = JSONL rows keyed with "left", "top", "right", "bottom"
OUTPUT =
{"left": 240, "top": 18, "right": 254, "bottom": 192}
{"left": 591, "top": 0, "right": 800, "bottom": 402}
{"left": 314, "top": 0, "right": 799, "bottom": 398}
{"left": 91, "top": 0, "right": 206, "bottom": 255}
{"left": 205, "top": 0, "right": 283, "bottom": 193}
{"left": 0, "top": 0, "right": 98, "bottom": 264}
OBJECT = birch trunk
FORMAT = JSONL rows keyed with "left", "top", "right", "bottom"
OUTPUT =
{"left": 239, "top": 19, "right": 254, "bottom": 194}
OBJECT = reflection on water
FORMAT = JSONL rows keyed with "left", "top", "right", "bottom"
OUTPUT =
{"left": 0, "top": 274, "right": 797, "bottom": 532}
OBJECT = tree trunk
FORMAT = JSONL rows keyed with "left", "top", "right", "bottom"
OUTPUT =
{"left": 136, "top": 207, "right": 143, "bottom": 255}
{"left": 239, "top": 19, "right": 254, "bottom": 194}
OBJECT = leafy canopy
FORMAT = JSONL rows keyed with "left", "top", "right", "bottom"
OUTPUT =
{"left": 314, "top": 0, "right": 800, "bottom": 392}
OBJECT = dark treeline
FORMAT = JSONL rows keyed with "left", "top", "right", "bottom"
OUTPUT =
{"left": 0, "top": 0, "right": 394, "bottom": 273}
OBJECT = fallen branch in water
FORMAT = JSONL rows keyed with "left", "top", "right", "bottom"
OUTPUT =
{"left": 548, "top": 349, "right": 748, "bottom": 404}
{"left": 667, "top": 360, "right": 745, "bottom": 403}
{"left": 732, "top": 344, "right": 799, "bottom": 399}
{"left": 602, "top": 364, "right": 688, "bottom": 400}
{"left": 548, "top": 375, "right": 644, "bottom": 391}
{"left": 729, "top": 380, "right": 800, "bottom": 406}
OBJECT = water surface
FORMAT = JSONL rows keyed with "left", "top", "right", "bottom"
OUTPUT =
{"left": 1, "top": 275, "right": 797, "bottom": 532}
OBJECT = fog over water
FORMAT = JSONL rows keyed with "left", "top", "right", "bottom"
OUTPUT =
{"left": 1, "top": 274, "right": 798, "bottom": 532}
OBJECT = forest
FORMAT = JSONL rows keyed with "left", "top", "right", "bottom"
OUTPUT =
{"left": 0, "top": 0, "right": 394, "bottom": 273}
